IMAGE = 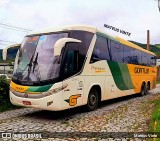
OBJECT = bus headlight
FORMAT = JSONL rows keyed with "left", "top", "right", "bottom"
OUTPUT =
{"left": 10, "top": 84, "right": 68, "bottom": 98}
{"left": 42, "top": 84, "right": 68, "bottom": 97}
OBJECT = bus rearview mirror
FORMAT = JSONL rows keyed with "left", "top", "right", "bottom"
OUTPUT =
{"left": 54, "top": 38, "right": 81, "bottom": 56}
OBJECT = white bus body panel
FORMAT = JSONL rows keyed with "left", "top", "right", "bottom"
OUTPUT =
{"left": 82, "top": 60, "right": 135, "bottom": 105}
{"left": 10, "top": 82, "right": 63, "bottom": 111}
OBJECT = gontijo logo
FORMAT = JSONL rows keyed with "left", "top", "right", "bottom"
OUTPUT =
{"left": 10, "top": 81, "right": 29, "bottom": 92}
{"left": 65, "top": 94, "right": 81, "bottom": 106}
{"left": 134, "top": 67, "right": 149, "bottom": 74}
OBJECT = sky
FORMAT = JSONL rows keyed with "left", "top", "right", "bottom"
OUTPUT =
{"left": 0, "top": 0, "right": 160, "bottom": 49}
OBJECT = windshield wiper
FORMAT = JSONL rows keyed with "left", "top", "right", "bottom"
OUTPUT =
{"left": 33, "top": 52, "right": 38, "bottom": 73}
{"left": 32, "top": 52, "right": 41, "bottom": 82}
{"left": 15, "top": 54, "right": 34, "bottom": 81}
{"left": 26, "top": 54, "right": 34, "bottom": 81}
{"left": 16, "top": 52, "right": 41, "bottom": 82}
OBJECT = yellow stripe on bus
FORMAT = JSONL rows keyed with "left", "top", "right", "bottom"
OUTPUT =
{"left": 127, "top": 64, "right": 157, "bottom": 93}
{"left": 10, "top": 81, "right": 29, "bottom": 92}
{"left": 115, "top": 36, "right": 156, "bottom": 56}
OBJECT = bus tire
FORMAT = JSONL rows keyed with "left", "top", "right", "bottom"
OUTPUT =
{"left": 86, "top": 88, "right": 99, "bottom": 111}
{"left": 139, "top": 83, "right": 147, "bottom": 96}
{"left": 146, "top": 82, "right": 150, "bottom": 94}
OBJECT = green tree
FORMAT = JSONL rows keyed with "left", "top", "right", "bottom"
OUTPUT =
{"left": 0, "top": 77, "right": 20, "bottom": 112}
{"left": 0, "top": 76, "right": 10, "bottom": 105}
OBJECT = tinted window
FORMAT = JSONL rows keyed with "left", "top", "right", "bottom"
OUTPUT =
{"left": 64, "top": 50, "right": 79, "bottom": 76}
{"left": 148, "top": 54, "right": 156, "bottom": 66}
{"left": 13, "top": 33, "right": 68, "bottom": 82}
{"left": 147, "top": 54, "right": 151, "bottom": 66}
{"left": 123, "top": 46, "right": 134, "bottom": 64}
{"left": 111, "top": 41, "right": 123, "bottom": 63}
{"left": 152, "top": 56, "right": 156, "bottom": 66}
{"left": 141, "top": 52, "right": 148, "bottom": 66}
{"left": 69, "top": 30, "right": 93, "bottom": 67}
{"left": 69, "top": 30, "right": 93, "bottom": 55}
{"left": 55, "top": 31, "right": 93, "bottom": 81}
{"left": 91, "top": 35, "right": 110, "bottom": 63}
{"left": 133, "top": 49, "right": 142, "bottom": 65}
{"left": 108, "top": 39, "right": 156, "bottom": 66}
{"left": 7, "top": 47, "right": 19, "bottom": 60}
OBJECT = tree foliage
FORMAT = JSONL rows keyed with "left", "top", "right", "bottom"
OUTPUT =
{"left": 0, "top": 76, "right": 10, "bottom": 105}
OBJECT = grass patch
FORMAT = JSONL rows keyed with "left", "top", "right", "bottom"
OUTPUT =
{"left": 156, "top": 45, "right": 160, "bottom": 49}
{"left": 149, "top": 99, "right": 160, "bottom": 132}
{"left": 156, "top": 80, "right": 160, "bottom": 84}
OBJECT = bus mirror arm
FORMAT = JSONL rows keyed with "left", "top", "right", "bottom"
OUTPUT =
{"left": 54, "top": 38, "right": 81, "bottom": 56}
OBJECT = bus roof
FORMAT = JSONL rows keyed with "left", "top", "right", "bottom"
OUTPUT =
{"left": 115, "top": 36, "right": 156, "bottom": 56}
{"left": 97, "top": 30, "right": 156, "bottom": 56}
{"left": 28, "top": 25, "right": 156, "bottom": 56}
{"left": 6, "top": 44, "right": 21, "bottom": 48}
{"left": 28, "top": 25, "right": 97, "bottom": 35}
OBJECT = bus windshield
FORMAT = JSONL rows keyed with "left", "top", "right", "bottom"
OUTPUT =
{"left": 13, "top": 33, "right": 68, "bottom": 83}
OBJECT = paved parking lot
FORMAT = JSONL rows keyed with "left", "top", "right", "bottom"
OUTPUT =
{"left": 0, "top": 86, "right": 160, "bottom": 140}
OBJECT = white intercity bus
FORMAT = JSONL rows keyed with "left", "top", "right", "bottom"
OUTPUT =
{"left": 3, "top": 25, "right": 157, "bottom": 111}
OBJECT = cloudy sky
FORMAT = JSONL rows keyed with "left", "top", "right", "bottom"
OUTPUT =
{"left": 0, "top": 0, "right": 160, "bottom": 49}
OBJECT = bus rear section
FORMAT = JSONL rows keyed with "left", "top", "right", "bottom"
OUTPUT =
{"left": 81, "top": 33, "right": 156, "bottom": 108}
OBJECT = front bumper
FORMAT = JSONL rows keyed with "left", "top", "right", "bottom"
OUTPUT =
{"left": 10, "top": 91, "right": 63, "bottom": 111}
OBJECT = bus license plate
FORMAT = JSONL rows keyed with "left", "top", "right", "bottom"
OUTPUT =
{"left": 22, "top": 101, "right": 31, "bottom": 105}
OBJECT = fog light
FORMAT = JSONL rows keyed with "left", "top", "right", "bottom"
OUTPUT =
{"left": 47, "top": 101, "right": 53, "bottom": 106}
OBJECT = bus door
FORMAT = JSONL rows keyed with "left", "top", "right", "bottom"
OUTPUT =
{"left": 62, "top": 46, "right": 83, "bottom": 109}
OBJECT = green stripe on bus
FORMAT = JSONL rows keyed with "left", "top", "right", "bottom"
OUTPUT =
{"left": 107, "top": 61, "right": 128, "bottom": 90}
{"left": 27, "top": 86, "right": 39, "bottom": 92}
{"left": 118, "top": 63, "right": 134, "bottom": 89}
{"left": 27, "top": 84, "right": 53, "bottom": 92}
{"left": 107, "top": 61, "right": 134, "bottom": 90}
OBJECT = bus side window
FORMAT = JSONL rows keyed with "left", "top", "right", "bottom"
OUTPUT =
{"left": 150, "top": 55, "right": 156, "bottom": 66}
{"left": 123, "top": 46, "right": 134, "bottom": 64}
{"left": 111, "top": 41, "right": 123, "bottom": 63}
{"left": 64, "top": 50, "right": 79, "bottom": 75}
{"left": 133, "top": 49, "right": 141, "bottom": 65}
{"left": 147, "top": 54, "right": 151, "bottom": 66}
{"left": 141, "top": 52, "right": 147, "bottom": 66}
{"left": 90, "top": 35, "right": 110, "bottom": 63}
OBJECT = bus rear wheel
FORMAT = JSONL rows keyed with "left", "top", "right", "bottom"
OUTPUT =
{"left": 86, "top": 88, "right": 99, "bottom": 111}
{"left": 139, "top": 83, "right": 147, "bottom": 96}
{"left": 146, "top": 82, "right": 150, "bottom": 94}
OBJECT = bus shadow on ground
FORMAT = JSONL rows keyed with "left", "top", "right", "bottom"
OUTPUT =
{"left": 24, "top": 94, "right": 142, "bottom": 120}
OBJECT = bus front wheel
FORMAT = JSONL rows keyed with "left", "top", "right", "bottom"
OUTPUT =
{"left": 139, "top": 83, "right": 147, "bottom": 96}
{"left": 86, "top": 88, "right": 99, "bottom": 111}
